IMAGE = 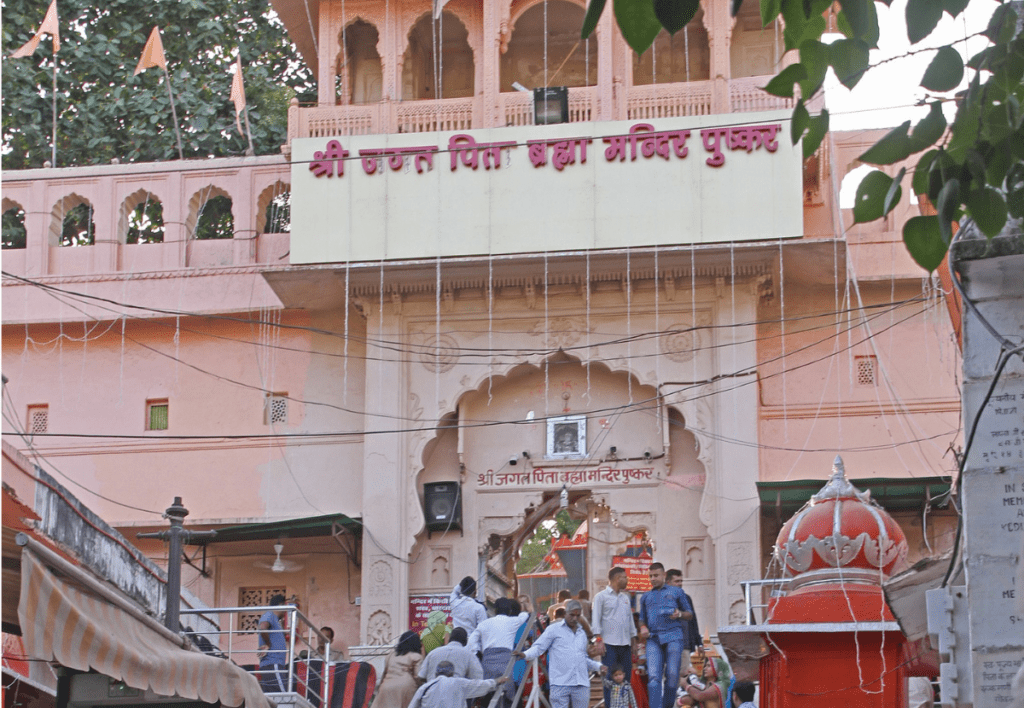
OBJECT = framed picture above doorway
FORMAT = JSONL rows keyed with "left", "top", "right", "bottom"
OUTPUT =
{"left": 547, "top": 415, "right": 586, "bottom": 458}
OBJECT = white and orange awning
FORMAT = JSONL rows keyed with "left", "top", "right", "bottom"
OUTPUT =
{"left": 18, "top": 548, "right": 270, "bottom": 708}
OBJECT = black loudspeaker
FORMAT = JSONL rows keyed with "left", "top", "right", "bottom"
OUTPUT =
{"left": 423, "top": 481, "right": 462, "bottom": 535}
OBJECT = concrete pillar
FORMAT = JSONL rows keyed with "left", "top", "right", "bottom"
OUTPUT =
{"left": 319, "top": 0, "right": 336, "bottom": 106}
{"left": 482, "top": 0, "right": 500, "bottom": 126}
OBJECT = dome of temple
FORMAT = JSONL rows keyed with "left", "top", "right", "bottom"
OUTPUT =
{"left": 774, "top": 456, "right": 908, "bottom": 579}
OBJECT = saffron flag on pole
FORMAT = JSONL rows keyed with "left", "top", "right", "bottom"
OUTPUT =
{"left": 230, "top": 56, "right": 247, "bottom": 135}
{"left": 10, "top": 0, "right": 60, "bottom": 58}
{"left": 134, "top": 26, "right": 167, "bottom": 76}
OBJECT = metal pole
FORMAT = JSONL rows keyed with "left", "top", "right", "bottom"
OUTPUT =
{"left": 161, "top": 65, "right": 185, "bottom": 160}
{"left": 165, "top": 498, "right": 187, "bottom": 632}
{"left": 51, "top": 61, "right": 57, "bottom": 166}
{"left": 139, "top": 497, "right": 215, "bottom": 633}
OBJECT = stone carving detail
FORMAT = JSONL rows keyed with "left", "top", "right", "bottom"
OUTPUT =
{"left": 531, "top": 317, "right": 590, "bottom": 348}
{"left": 418, "top": 333, "right": 460, "bottom": 373}
{"left": 431, "top": 547, "right": 451, "bottom": 587}
{"left": 368, "top": 560, "right": 393, "bottom": 596}
{"left": 727, "top": 541, "right": 754, "bottom": 586}
{"left": 661, "top": 312, "right": 711, "bottom": 362}
{"left": 367, "top": 610, "right": 392, "bottom": 645}
{"left": 683, "top": 538, "right": 708, "bottom": 579}
{"left": 728, "top": 598, "right": 746, "bottom": 626}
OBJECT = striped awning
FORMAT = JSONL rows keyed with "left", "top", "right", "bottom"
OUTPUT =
{"left": 18, "top": 550, "right": 269, "bottom": 708}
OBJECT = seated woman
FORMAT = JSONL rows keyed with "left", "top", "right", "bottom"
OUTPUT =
{"left": 676, "top": 658, "right": 730, "bottom": 708}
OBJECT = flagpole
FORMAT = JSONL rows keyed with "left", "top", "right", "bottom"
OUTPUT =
{"left": 51, "top": 61, "right": 57, "bottom": 166}
{"left": 161, "top": 65, "right": 185, "bottom": 160}
{"left": 242, "top": 106, "right": 255, "bottom": 156}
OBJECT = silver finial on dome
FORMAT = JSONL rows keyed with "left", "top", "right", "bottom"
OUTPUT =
{"left": 810, "top": 455, "right": 871, "bottom": 503}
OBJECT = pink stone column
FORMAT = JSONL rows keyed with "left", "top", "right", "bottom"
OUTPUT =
{"left": 482, "top": 0, "right": 499, "bottom": 127}
{"left": 596, "top": 8, "right": 615, "bottom": 121}
{"left": 318, "top": 0, "right": 336, "bottom": 106}
{"left": 90, "top": 178, "right": 117, "bottom": 273}
{"left": 705, "top": 2, "right": 732, "bottom": 114}
{"left": 23, "top": 183, "right": 49, "bottom": 277}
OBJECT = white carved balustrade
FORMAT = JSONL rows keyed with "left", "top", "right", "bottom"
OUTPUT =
{"left": 626, "top": 80, "right": 714, "bottom": 119}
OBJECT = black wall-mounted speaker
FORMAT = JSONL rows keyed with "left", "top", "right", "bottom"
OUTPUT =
{"left": 423, "top": 481, "right": 462, "bottom": 534}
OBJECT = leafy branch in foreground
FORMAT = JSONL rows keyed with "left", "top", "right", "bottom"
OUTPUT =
{"left": 586, "top": 0, "right": 1024, "bottom": 271}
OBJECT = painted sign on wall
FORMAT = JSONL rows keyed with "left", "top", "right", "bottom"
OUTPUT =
{"left": 290, "top": 111, "right": 802, "bottom": 265}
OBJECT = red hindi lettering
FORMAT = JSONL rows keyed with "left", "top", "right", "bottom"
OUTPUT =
{"left": 309, "top": 139, "right": 349, "bottom": 178}
{"left": 700, "top": 127, "right": 729, "bottom": 167}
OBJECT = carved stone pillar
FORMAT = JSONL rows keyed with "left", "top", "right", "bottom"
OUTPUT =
{"left": 703, "top": 0, "right": 733, "bottom": 113}
{"left": 596, "top": 6, "right": 615, "bottom": 121}
{"left": 318, "top": 0, "right": 337, "bottom": 106}
{"left": 482, "top": 0, "right": 500, "bottom": 127}
{"left": 359, "top": 298, "right": 410, "bottom": 645}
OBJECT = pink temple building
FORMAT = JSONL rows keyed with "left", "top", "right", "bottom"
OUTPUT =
{"left": 2, "top": 0, "right": 961, "bottom": 687}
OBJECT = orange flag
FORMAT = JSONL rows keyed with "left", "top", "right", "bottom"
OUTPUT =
{"left": 11, "top": 0, "right": 60, "bottom": 58}
{"left": 230, "top": 56, "right": 247, "bottom": 135}
{"left": 134, "top": 26, "right": 167, "bottom": 76}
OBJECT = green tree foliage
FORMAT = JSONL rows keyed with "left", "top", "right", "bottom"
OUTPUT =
{"left": 587, "top": 0, "right": 1024, "bottom": 271}
{"left": 2, "top": 208, "right": 28, "bottom": 249}
{"left": 516, "top": 510, "right": 583, "bottom": 576}
{"left": 2, "top": 0, "right": 315, "bottom": 169}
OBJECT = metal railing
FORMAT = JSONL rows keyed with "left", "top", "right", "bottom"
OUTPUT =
{"left": 180, "top": 604, "right": 334, "bottom": 708}
{"left": 738, "top": 579, "right": 790, "bottom": 625}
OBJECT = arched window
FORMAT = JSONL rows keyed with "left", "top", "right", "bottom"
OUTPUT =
{"left": 633, "top": 8, "right": 709, "bottom": 85}
{"left": 2, "top": 206, "right": 27, "bottom": 249}
{"left": 729, "top": 0, "right": 783, "bottom": 79}
{"left": 187, "top": 186, "right": 234, "bottom": 240}
{"left": 338, "top": 20, "right": 383, "bottom": 105}
{"left": 402, "top": 12, "right": 475, "bottom": 100}
{"left": 195, "top": 196, "right": 234, "bottom": 239}
{"left": 122, "top": 190, "right": 165, "bottom": 244}
{"left": 501, "top": 1, "right": 598, "bottom": 91}
{"left": 257, "top": 182, "right": 291, "bottom": 234}
{"left": 61, "top": 203, "right": 95, "bottom": 246}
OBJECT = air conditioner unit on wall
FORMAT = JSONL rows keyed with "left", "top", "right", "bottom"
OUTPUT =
{"left": 68, "top": 674, "right": 218, "bottom": 708}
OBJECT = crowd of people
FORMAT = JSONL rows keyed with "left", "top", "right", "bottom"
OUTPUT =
{"left": 367, "top": 566, "right": 755, "bottom": 708}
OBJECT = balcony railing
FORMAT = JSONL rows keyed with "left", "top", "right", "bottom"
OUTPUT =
{"left": 288, "top": 77, "right": 791, "bottom": 142}
{"left": 626, "top": 81, "right": 713, "bottom": 119}
{"left": 729, "top": 75, "right": 797, "bottom": 113}
{"left": 180, "top": 604, "right": 334, "bottom": 708}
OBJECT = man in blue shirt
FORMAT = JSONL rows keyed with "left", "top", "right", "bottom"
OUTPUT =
{"left": 257, "top": 593, "right": 290, "bottom": 692}
{"left": 517, "top": 600, "right": 606, "bottom": 708}
{"left": 638, "top": 563, "right": 693, "bottom": 708}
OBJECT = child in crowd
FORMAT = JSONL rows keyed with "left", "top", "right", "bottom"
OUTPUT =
{"left": 731, "top": 680, "right": 756, "bottom": 708}
{"left": 604, "top": 666, "right": 639, "bottom": 708}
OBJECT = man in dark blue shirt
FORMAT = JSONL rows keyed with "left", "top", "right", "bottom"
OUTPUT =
{"left": 638, "top": 563, "right": 693, "bottom": 708}
{"left": 258, "top": 593, "right": 290, "bottom": 692}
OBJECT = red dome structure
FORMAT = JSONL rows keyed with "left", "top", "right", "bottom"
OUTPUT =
{"left": 719, "top": 456, "right": 924, "bottom": 708}
{"left": 775, "top": 456, "right": 909, "bottom": 579}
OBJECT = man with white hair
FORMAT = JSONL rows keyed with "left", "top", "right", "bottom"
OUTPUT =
{"left": 516, "top": 600, "right": 606, "bottom": 708}
{"left": 408, "top": 661, "right": 506, "bottom": 708}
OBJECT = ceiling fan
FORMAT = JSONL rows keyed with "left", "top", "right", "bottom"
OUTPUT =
{"left": 254, "top": 543, "right": 305, "bottom": 573}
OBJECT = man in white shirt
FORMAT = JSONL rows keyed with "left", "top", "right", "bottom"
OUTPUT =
{"left": 517, "top": 600, "right": 606, "bottom": 708}
{"left": 592, "top": 567, "right": 636, "bottom": 707}
{"left": 469, "top": 598, "right": 531, "bottom": 708}
{"left": 450, "top": 576, "right": 487, "bottom": 633}
{"left": 408, "top": 661, "right": 506, "bottom": 708}
{"left": 418, "top": 628, "right": 484, "bottom": 682}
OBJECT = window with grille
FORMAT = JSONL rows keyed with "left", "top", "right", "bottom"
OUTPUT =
{"left": 239, "top": 586, "right": 287, "bottom": 632}
{"left": 28, "top": 405, "right": 48, "bottom": 434}
{"left": 147, "top": 400, "right": 169, "bottom": 430}
{"left": 265, "top": 393, "right": 288, "bottom": 425}
{"left": 856, "top": 356, "right": 877, "bottom": 386}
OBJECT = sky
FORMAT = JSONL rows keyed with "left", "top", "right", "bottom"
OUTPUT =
{"left": 824, "top": 0, "right": 999, "bottom": 131}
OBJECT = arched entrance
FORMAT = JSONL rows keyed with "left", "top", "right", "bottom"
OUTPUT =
{"left": 501, "top": 0, "right": 598, "bottom": 91}
{"left": 408, "top": 354, "right": 711, "bottom": 622}
{"left": 402, "top": 12, "right": 475, "bottom": 100}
